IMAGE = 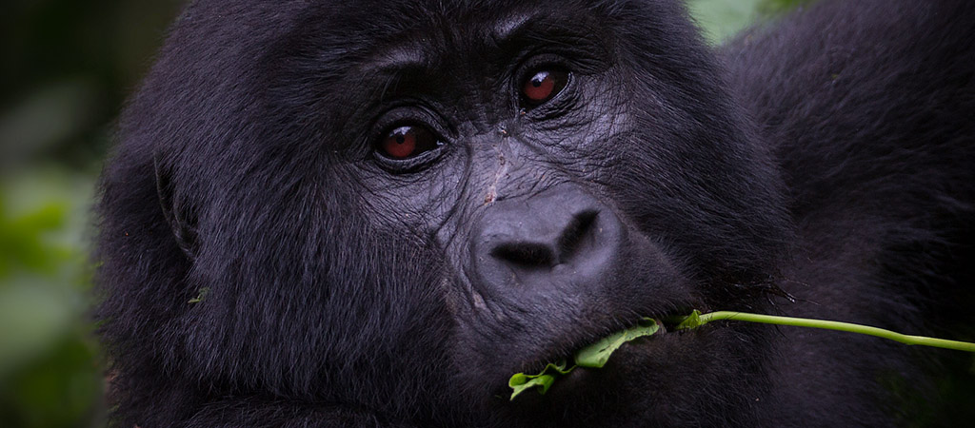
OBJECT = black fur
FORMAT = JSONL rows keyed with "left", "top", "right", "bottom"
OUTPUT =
{"left": 95, "top": 0, "right": 974, "bottom": 426}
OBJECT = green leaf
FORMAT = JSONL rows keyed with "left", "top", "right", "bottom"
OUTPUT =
{"left": 508, "top": 360, "right": 574, "bottom": 400}
{"left": 509, "top": 373, "right": 554, "bottom": 400}
{"left": 509, "top": 319, "right": 662, "bottom": 400}
{"left": 675, "top": 309, "right": 704, "bottom": 330}
{"left": 188, "top": 287, "right": 210, "bottom": 304}
{"left": 574, "top": 318, "right": 660, "bottom": 368}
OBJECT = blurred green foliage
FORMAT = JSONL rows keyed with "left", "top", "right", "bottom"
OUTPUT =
{"left": 688, "top": 0, "right": 765, "bottom": 44}
{"left": 1, "top": 0, "right": 184, "bottom": 425}
{"left": 0, "top": 0, "right": 804, "bottom": 426}
{"left": 0, "top": 170, "right": 103, "bottom": 426}
{"left": 689, "top": 0, "right": 815, "bottom": 44}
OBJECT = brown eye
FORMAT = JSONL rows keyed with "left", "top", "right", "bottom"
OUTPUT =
{"left": 378, "top": 125, "right": 438, "bottom": 160}
{"left": 521, "top": 69, "right": 569, "bottom": 106}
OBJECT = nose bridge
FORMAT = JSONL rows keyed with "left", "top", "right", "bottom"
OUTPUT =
{"left": 466, "top": 130, "right": 548, "bottom": 205}
{"left": 437, "top": 129, "right": 540, "bottom": 250}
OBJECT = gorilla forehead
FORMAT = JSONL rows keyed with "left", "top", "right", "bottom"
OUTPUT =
{"left": 260, "top": 0, "right": 620, "bottom": 122}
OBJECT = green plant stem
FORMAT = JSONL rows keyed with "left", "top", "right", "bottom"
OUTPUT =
{"left": 696, "top": 311, "right": 975, "bottom": 352}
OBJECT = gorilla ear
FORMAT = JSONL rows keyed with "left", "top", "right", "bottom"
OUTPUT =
{"left": 154, "top": 154, "right": 200, "bottom": 260}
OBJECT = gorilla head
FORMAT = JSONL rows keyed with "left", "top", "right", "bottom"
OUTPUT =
{"left": 96, "top": 0, "right": 973, "bottom": 426}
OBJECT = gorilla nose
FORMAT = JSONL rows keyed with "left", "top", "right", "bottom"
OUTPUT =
{"left": 471, "top": 185, "right": 624, "bottom": 293}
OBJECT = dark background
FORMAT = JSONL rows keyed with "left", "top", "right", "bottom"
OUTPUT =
{"left": 0, "top": 0, "right": 804, "bottom": 425}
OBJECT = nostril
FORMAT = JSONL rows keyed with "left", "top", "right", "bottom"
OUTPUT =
{"left": 490, "top": 242, "right": 556, "bottom": 269}
{"left": 470, "top": 187, "right": 622, "bottom": 292}
{"left": 487, "top": 209, "right": 599, "bottom": 270}
{"left": 557, "top": 209, "right": 598, "bottom": 263}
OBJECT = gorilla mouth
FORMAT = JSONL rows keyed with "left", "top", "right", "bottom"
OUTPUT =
{"left": 508, "top": 311, "right": 696, "bottom": 400}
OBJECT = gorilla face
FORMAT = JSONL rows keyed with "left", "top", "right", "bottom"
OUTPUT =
{"left": 96, "top": 0, "right": 971, "bottom": 426}
{"left": 261, "top": 1, "right": 788, "bottom": 422}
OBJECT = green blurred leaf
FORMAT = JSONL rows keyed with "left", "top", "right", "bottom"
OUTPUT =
{"left": 686, "top": 0, "right": 816, "bottom": 45}
{"left": 0, "top": 284, "right": 73, "bottom": 377}
{"left": 0, "top": 201, "right": 69, "bottom": 275}
{"left": 686, "top": 0, "right": 763, "bottom": 44}
{"left": 0, "top": 170, "right": 103, "bottom": 426}
{"left": 0, "top": 335, "right": 104, "bottom": 427}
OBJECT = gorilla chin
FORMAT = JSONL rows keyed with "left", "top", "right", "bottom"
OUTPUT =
{"left": 95, "top": 0, "right": 973, "bottom": 426}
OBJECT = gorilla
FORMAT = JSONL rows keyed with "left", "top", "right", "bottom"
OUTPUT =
{"left": 95, "top": 0, "right": 974, "bottom": 426}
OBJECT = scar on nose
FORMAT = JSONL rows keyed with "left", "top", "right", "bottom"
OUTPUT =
{"left": 483, "top": 143, "right": 507, "bottom": 204}
{"left": 472, "top": 289, "right": 488, "bottom": 310}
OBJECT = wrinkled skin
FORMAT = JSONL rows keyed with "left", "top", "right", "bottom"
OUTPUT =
{"left": 95, "top": 0, "right": 974, "bottom": 426}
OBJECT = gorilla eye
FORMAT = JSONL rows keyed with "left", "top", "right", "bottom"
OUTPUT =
{"left": 377, "top": 125, "right": 439, "bottom": 160}
{"left": 521, "top": 69, "right": 569, "bottom": 106}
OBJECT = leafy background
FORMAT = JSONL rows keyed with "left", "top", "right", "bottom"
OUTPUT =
{"left": 0, "top": 0, "right": 806, "bottom": 425}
